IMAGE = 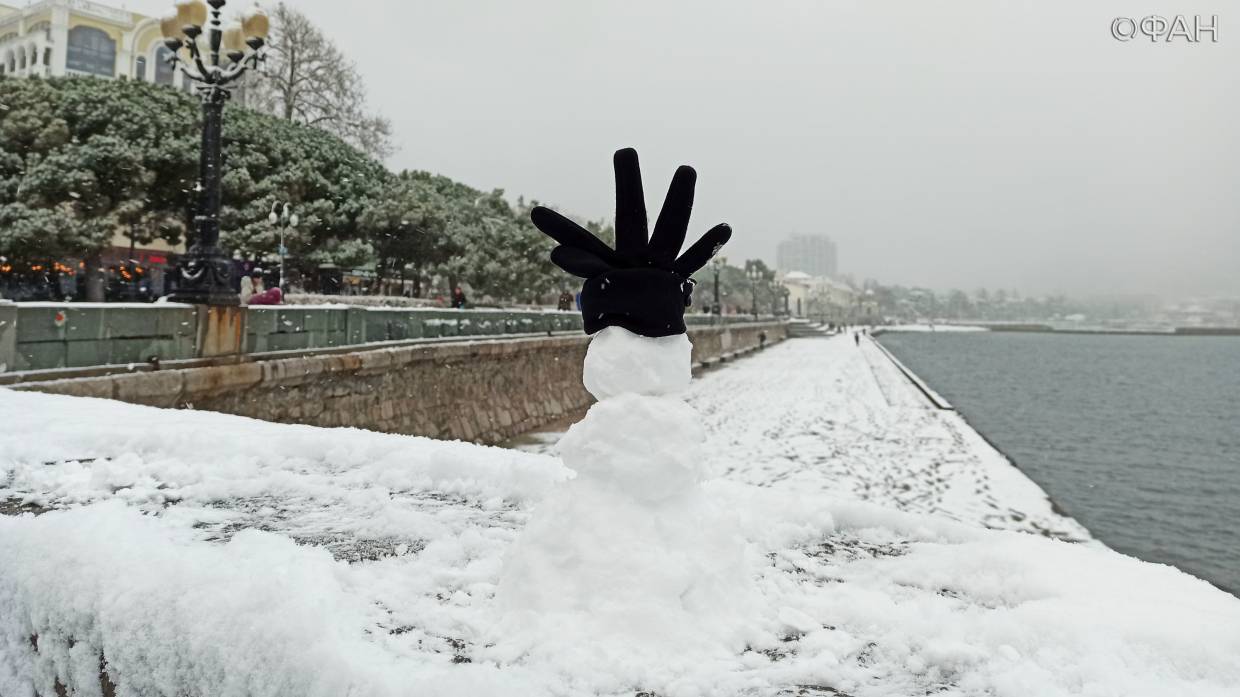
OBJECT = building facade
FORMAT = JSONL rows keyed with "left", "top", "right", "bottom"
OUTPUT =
{"left": 0, "top": 0, "right": 197, "bottom": 90}
{"left": 776, "top": 233, "right": 838, "bottom": 279}
{"left": 778, "top": 271, "right": 857, "bottom": 321}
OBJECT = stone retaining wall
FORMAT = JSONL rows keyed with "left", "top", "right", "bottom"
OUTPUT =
{"left": 14, "top": 323, "right": 787, "bottom": 444}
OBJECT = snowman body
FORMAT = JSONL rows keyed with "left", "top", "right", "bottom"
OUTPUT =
{"left": 495, "top": 327, "right": 757, "bottom": 652}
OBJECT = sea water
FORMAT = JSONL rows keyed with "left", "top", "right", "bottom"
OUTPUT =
{"left": 878, "top": 331, "right": 1240, "bottom": 595}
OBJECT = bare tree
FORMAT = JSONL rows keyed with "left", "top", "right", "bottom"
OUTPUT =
{"left": 242, "top": 3, "right": 393, "bottom": 159}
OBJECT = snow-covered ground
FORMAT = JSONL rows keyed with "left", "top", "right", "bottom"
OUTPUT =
{"left": 2, "top": 336, "right": 1238, "bottom": 696}
{"left": 689, "top": 335, "right": 1087, "bottom": 540}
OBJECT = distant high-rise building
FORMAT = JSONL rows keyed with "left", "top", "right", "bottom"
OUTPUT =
{"left": 776, "top": 234, "right": 838, "bottom": 278}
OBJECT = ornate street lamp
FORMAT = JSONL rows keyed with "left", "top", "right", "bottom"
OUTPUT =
{"left": 268, "top": 202, "right": 298, "bottom": 291}
{"left": 710, "top": 256, "right": 726, "bottom": 319}
{"left": 746, "top": 265, "right": 762, "bottom": 319}
{"left": 163, "top": 0, "right": 269, "bottom": 305}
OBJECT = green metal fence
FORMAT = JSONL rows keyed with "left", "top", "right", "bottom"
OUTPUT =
{"left": 8, "top": 303, "right": 198, "bottom": 372}
{"left": 0, "top": 300, "right": 773, "bottom": 373}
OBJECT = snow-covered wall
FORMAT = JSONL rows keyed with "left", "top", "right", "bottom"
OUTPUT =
{"left": 12, "top": 323, "right": 787, "bottom": 444}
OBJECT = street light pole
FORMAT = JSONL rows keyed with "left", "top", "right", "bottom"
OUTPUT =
{"left": 711, "top": 256, "right": 725, "bottom": 321}
{"left": 268, "top": 202, "right": 298, "bottom": 291}
{"left": 747, "top": 267, "right": 760, "bottom": 319}
{"left": 163, "top": 0, "right": 269, "bottom": 306}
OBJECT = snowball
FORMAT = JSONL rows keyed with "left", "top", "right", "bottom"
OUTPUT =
{"left": 556, "top": 394, "right": 705, "bottom": 502}
{"left": 582, "top": 326, "right": 691, "bottom": 399}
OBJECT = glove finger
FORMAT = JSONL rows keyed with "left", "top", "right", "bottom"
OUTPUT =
{"left": 613, "top": 147, "right": 649, "bottom": 258}
{"left": 673, "top": 223, "right": 732, "bottom": 277}
{"left": 531, "top": 206, "right": 619, "bottom": 265}
{"left": 649, "top": 165, "right": 695, "bottom": 266}
{"left": 551, "top": 245, "right": 612, "bottom": 279}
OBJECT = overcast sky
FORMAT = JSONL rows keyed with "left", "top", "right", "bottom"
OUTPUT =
{"left": 125, "top": 0, "right": 1238, "bottom": 298}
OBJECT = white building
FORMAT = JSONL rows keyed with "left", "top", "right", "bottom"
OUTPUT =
{"left": 779, "top": 270, "right": 857, "bottom": 320}
{"left": 0, "top": 0, "right": 194, "bottom": 92}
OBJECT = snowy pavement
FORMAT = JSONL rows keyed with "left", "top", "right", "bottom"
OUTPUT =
{"left": 688, "top": 335, "right": 1091, "bottom": 540}
{"left": 1, "top": 337, "right": 1238, "bottom": 696}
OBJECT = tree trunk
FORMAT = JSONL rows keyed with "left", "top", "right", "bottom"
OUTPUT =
{"left": 282, "top": 43, "right": 297, "bottom": 121}
{"left": 84, "top": 253, "right": 106, "bottom": 302}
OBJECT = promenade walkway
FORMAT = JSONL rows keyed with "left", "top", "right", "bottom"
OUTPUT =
{"left": 1, "top": 336, "right": 1236, "bottom": 697}
{"left": 689, "top": 334, "right": 1090, "bottom": 540}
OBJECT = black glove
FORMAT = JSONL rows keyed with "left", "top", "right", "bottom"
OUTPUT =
{"left": 531, "top": 148, "right": 732, "bottom": 338}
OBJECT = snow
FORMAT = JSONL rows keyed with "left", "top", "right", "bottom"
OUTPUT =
{"left": 581, "top": 326, "right": 691, "bottom": 399}
{"left": 496, "top": 327, "right": 760, "bottom": 678}
{"left": 681, "top": 335, "right": 1088, "bottom": 540}
{"left": 2, "top": 334, "right": 1239, "bottom": 696}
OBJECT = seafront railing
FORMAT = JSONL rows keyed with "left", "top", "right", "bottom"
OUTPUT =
{"left": 0, "top": 301, "right": 777, "bottom": 375}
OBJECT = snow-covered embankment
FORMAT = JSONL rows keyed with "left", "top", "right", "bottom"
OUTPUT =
{"left": 1, "top": 335, "right": 1238, "bottom": 696}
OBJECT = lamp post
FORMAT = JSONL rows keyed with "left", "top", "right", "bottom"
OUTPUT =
{"left": 268, "top": 202, "right": 298, "bottom": 291}
{"left": 780, "top": 285, "right": 790, "bottom": 316}
{"left": 747, "top": 266, "right": 762, "bottom": 319}
{"left": 163, "top": 0, "right": 269, "bottom": 305}
{"left": 710, "top": 256, "right": 725, "bottom": 320}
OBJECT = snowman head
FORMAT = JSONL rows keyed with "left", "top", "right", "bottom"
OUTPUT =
{"left": 531, "top": 148, "right": 732, "bottom": 338}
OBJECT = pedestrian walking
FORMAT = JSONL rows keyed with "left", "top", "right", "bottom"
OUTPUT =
{"left": 451, "top": 286, "right": 468, "bottom": 309}
{"left": 854, "top": 332, "right": 860, "bottom": 346}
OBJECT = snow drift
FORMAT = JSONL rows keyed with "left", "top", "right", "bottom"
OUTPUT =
{"left": 2, "top": 335, "right": 1238, "bottom": 696}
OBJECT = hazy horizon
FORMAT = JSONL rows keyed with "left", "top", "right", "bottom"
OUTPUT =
{"left": 120, "top": 0, "right": 1239, "bottom": 299}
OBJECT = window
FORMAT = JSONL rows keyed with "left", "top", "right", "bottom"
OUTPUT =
{"left": 154, "top": 46, "right": 176, "bottom": 85}
{"left": 44, "top": 48, "right": 52, "bottom": 67}
{"left": 66, "top": 26, "right": 115, "bottom": 77}
{"left": 135, "top": 55, "right": 147, "bottom": 81}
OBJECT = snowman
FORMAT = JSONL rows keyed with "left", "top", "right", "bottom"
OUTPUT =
{"left": 494, "top": 149, "right": 759, "bottom": 665}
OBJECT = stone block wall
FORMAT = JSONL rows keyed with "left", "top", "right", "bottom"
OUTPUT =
{"left": 15, "top": 322, "right": 787, "bottom": 445}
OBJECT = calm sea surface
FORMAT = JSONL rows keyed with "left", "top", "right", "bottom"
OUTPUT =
{"left": 877, "top": 331, "right": 1240, "bottom": 595}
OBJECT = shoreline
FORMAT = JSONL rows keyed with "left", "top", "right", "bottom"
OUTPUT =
{"left": 847, "top": 336, "right": 1092, "bottom": 542}
{"left": 872, "top": 330, "right": 1239, "bottom": 599}
{"left": 877, "top": 324, "right": 1240, "bottom": 337}
{"left": 866, "top": 333, "right": 1096, "bottom": 544}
